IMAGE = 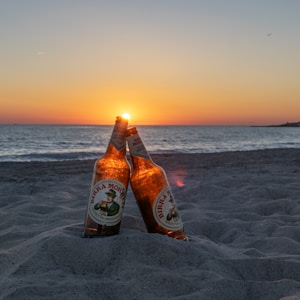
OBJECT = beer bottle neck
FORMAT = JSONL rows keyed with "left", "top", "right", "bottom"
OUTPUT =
{"left": 105, "top": 118, "right": 128, "bottom": 157}
{"left": 127, "top": 131, "right": 152, "bottom": 162}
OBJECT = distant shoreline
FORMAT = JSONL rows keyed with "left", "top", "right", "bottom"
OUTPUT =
{"left": 252, "top": 121, "right": 300, "bottom": 127}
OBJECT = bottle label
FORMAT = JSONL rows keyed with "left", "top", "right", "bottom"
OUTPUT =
{"left": 127, "top": 135, "right": 149, "bottom": 159}
{"left": 110, "top": 122, "right": 126, "bottom": 151}
{"left": 153, "top": 187, "right": 183, "bottom": 231}
{"left": 88, "top": 179, "right": 126, "bottom": 226}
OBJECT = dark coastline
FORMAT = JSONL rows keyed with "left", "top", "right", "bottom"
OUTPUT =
{"left": 252, "top": 121, "right": 300, "bottom": 127}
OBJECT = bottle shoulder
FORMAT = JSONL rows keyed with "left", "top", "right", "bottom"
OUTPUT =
{"left": 95, "top": 153, "right": 130, "bottom": 168}
{"left": 130, "top": 158, "right": 167, "bottom": 180}
{"left": 131, "top": 156, "right": 161, "bottom": 168}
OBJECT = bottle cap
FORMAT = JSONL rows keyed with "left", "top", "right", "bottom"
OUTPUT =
{"left": 116, "top": 116, "right": 128, "bottom": 124}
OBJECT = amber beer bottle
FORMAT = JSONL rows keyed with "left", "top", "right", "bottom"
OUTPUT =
{"left": 82, "top": 116, "right": 131, "bottom": 237}
{"left": 127, "top": 127, "right": 187, "bottom": 241}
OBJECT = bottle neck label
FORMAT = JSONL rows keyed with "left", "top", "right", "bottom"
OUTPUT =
{"left": 110, "top": 122, "right": 127, "bottom": 151}
{"left": 88, "top": 179, "right": 126, "bottom": 226}
{"left": 153, "top": 187, "right": 183, "bottom": 231}
{"left": 127, "top": 134, "right": 150, "bottom": 159}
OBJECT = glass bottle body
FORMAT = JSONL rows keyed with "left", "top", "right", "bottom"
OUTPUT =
{"left": 82, "top": 117, "right": 130, "bottom": 237}
{"left": 128, "top": 128, "right": 187, "bottom": 241}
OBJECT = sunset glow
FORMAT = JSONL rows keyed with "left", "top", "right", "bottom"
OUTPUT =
{"left": 122, "top": 113, "right": 131, "bottom": 121}
{"left": 1, "top": 1, "right": 300, "bottom": 126}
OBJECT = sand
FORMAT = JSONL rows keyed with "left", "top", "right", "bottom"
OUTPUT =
{"left": 0, "top": 149, "right": 300, "bottom": 300}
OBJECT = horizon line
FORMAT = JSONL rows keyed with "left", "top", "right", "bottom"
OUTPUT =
{"left": 0, "top": 122, "right": 292, "bottom": 127}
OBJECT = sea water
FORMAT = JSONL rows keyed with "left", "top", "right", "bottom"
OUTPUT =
{"left": 0, "top": 124, "right": 299, "bottom": 162}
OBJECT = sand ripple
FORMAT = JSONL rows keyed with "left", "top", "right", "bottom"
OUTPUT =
{"left": 1, "top": 149, "right": 300, "bottom": 299}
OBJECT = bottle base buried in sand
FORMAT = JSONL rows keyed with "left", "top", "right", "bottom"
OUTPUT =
{"left": 167, "top": 229, "right": 188, "bottom": 241}
{"left": 149, "top": 227, "right": 188, "bottom": 241}
{"left": 82, "top": 222, "right": 121, "bottom": 238}
{"left": 135, "top": 195, "right": 188, "bottom": 241}
{"left": 136, "top": 192, "right": 188, "bottom": 241}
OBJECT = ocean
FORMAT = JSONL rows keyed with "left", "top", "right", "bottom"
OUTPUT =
{"left": 0, "top": 124, "right": 299, "bottom": 162}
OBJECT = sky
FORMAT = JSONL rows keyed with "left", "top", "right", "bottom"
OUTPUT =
{"left": 1, "top": 0, "right": 300, "bottom": 125}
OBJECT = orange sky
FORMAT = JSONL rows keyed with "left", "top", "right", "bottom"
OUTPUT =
{"left": 1, "top": 1, "right": 300, "bottom": 125}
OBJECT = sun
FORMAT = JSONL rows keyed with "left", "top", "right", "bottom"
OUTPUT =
{"left": 122, "top": 113, "right": 131, "bottom": 120}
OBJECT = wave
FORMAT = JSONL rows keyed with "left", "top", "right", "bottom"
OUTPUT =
{"left": 1, "top": 125, "right": 299, "bottom": 161}
{"left": 0, "top": 151, "right": 102, "bottom": 162}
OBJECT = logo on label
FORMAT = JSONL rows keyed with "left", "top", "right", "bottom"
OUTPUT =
{"left": 88, "top": 179, "right": 126, "bottom": 226}
{"left": 153, "top": 187, "right": 183, "bottom": 231}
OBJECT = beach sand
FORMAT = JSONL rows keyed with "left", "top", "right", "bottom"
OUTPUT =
{"left": 1, "top": 149, "right": 300, "bottom": 300}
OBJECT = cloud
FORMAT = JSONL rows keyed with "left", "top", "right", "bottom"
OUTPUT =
{"left": 37, "top": 51, "right": 47, "bottom": 55}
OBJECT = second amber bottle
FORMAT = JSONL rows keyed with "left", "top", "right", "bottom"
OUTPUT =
{"left": 127, "top": 127, "right": 187, "bottom": 241}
